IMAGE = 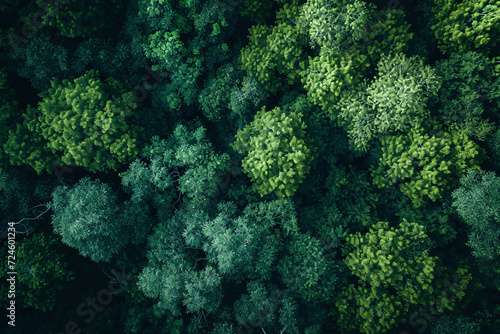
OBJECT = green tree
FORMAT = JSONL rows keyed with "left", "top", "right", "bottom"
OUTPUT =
{"left": 39, "top": 0, "right": 124, "bottom": 38}
{"left": 431, "top": 0, "right": 500, "bottom": 54}
{"left": 241, "top": 22, "right": 308, "bottom": 95}
{"left": 0, "top": 232, "right": 74, "bottom": 311}
{"left": 120, "top": 124, "right": 230, "bottom": 210}
{"left": 232, "top": 106, "right": 314, "bottom": 198}
{"left": 50, "top": 177, "right": 131, "bottom": 262}
{"left": 431, "top": 315, "right": 481, "bottom": 334}
{"left": 452, "top": 170, "right": 500, "bottom": 261}
{"left": 301, "top": 7, "right": 413, "bottom": 117}
{"left": 297, "top": 0, "right": 373, "bottom": 50}
{"left": 371, "top": 125, "right": 483, "bottom": 208}
{"left": 432, "top": 51, "right": 498, "bottom": 140}
{"left": 7, "top": 70, "right": 143, "bottom": 173}
{"left": 339, "top": 53, "right": 441, "bottom": 151}
{"left": 0, "top": 68, "right": 20, "bottom": 170}
{"left": 334, "top": 220, "right": 472, "bottom": 333}
{"left": 278, "top": 232, "right": 343, "bottom": 303}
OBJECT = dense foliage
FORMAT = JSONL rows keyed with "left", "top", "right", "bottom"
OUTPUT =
{"left": 1, "top": 0, "right": 499, "bottom": 333}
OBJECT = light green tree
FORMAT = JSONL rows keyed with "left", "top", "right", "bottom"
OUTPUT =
{"left": 334, "top": 220, "right": 472, "bottom": 333}
{"left": 431, "top": 0, "right": 500, "bottom": 54}
{"left": 371, "top": 125, "right": 483, "bottom": 208}
{"left": 6, "top": 70, "right": 142, "bottom": 173}
{"left": 339, "top": 53, "right": 441, "bottom": 151}
{"left": 232, "top": 106, "right": 314, "bottom": 198}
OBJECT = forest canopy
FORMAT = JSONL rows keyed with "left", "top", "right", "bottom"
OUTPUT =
{"left": 0, "top": 0, "right": 499, "bottom": 333}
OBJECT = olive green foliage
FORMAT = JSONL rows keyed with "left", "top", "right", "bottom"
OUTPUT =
{"left": 432, "top": 0, "right": 500, "bottom": 54}
{"left": 241, "top": 22, "right": 308, "bottom": 94}
{"left": 1, "top": 232, "right": 74, "bottom": 311}
{"left": 335, "top": 220, "right": 438, "bottom": 333}
{"left": 303, "top": 48, "right": 369, "bottom": 117}
{"left": 433, "top": 51, "right": 498, "bottom": 140}
{"left": 298, "top": 0, "right": 373, "bottom": 50}
{"left": 9, "top": 70, "right": 142, "bottom": 173}
{"left": 301, "top": 8, "right": 413, "bottom": 116}
{"left": 233, "top": 106, "right": 314, "bottom": 197}
{"left": 339, "top": 53, "right": 441, "bottom": 151}
{"left": 371, "top": 126, "right": 483, "bottom": 208}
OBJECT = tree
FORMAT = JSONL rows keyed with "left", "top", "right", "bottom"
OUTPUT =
{"left": 232, "top": 106, "right": 315, "bottom": 198}
{"left": 278, "top": 232, "right": 343, "bottom": 303}
{"left": 371, "top": 125, "right": 483, "bottom": 208}
{"left": 138, "top": 199, "right": 299, "bottom": 322}
{"left": 334, "top": 220, "right": 472, "bottom": 333}
{"left": 241, "top": 22, "right": 308, "bottom": 95}
{"left": 431, "top": 315, "right": 481, "bottom": 334}
{"left": 339, "top": 53, "right": 441, "bottom": 151}
{"left": 297, "top": 0, "right": 373, "bottom": 51}
{"left": 50, "top": 177, "right": 131, "bottom": 262}
{"left": 120, "top": 124, "right": 230, "bottom": 210}
{"left": 452, "top": 170, "right": 500, "bottom": 261}
{"left": 431, "top": 0, "right": 500, "bottom": 55}
{"left": 0, "top": 68, "right": 20, "bottom": 170}
{"left": 38, "top": 0, "right": 125, "bottom": 38}
{"left": 301, "top": 7, "right": 413, "bottom": 117}
{"left": 7, "top": 70, "right": 143, "bottom": 173}
{"left": 10, "top": 34, "right": 68, "bottom": 91}
{"left": 0, "top": 232, "right": 74, "bottom": 311}
{"left": 432, "top": 51, "right": 498, "bottom": 140}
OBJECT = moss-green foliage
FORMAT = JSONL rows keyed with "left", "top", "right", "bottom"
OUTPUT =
{"left": 6, "top": 70, "right": 143, "bottom": 173}
{"left": 335, "top": 220, "right": 472, "bottom": 334}
{"left": 298, "top": 0, "right": 373, "bottom": 50}
{"left": 241, "top": 22, "right": 308, "bottom": 95}
{"left": 371, "top": 126, "right": 483, "bottom": 208}
{"left": 335, "top": 220, "right": 438, "bottom": 333}
{"left": 233, "top": 106, "right": 314, "bottom": 197}
{"left": 431, "top": 0, "right": 500, "bottom": 54}
{"left": 0, "top": 232, "right": 74, "bottom": 311}
{"left": 301, "top": 7, "right": 413, "bottom": 117}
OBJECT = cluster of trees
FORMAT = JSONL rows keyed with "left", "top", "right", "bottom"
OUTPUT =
{"left": 1, "top": 0, "right": 499, "bottom": 333}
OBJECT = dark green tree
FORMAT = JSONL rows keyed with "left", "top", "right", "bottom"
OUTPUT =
{"left": 50, "top": 177, "right": 140, "bottom": 262}
{"left": 0, "top": 232, "right": 74, "bottom": 311}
